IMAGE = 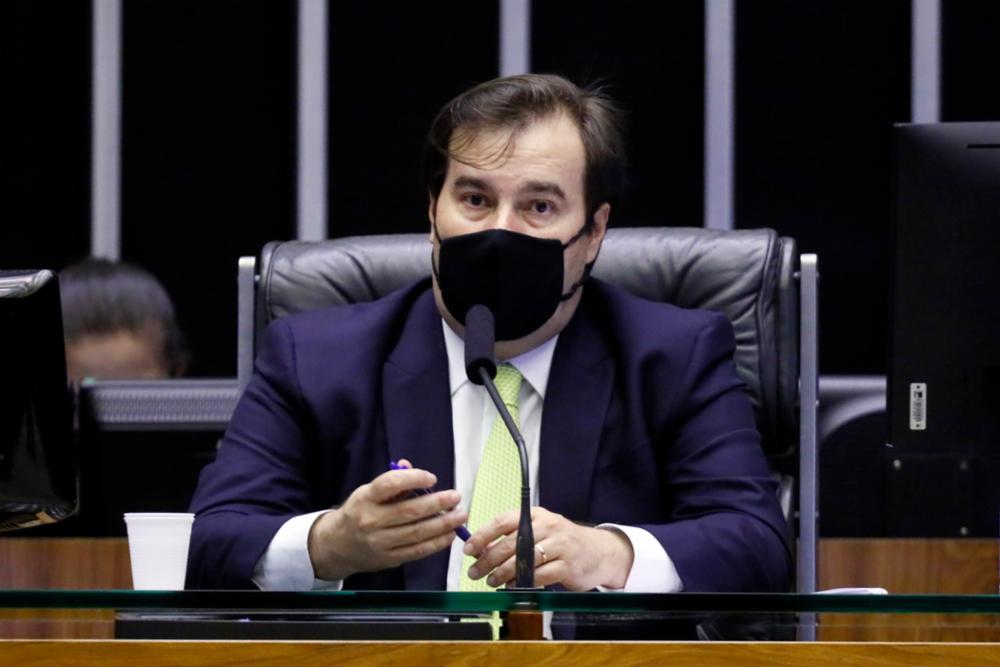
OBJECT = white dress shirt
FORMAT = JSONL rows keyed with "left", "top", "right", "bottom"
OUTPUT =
{"left": 252, "top": 320, "right": 683, "bottom": 593}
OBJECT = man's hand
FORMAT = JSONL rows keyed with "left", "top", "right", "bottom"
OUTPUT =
{"left": 462, "top": 507, "right": 635, "bottom": 591}
{"left": 307, "top": 459, "right": 467, "bottom": 581}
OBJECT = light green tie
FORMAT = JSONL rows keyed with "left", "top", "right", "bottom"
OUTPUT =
{"left": 460, "top": 363, "right": 523, "bottom": 592}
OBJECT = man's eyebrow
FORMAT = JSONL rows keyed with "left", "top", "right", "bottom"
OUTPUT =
{"left": 521, "top": 181, "right": 566, "bottom": 200}
{"left": 451, "top": 176, "right": 567, "bottom": 200}
{"left": 452, "top": 176, "right": 491, "bottom": 191}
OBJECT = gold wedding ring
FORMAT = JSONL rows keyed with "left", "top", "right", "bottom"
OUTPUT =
{"left": 535, "top": 543, "right": 547, "bottom": 565}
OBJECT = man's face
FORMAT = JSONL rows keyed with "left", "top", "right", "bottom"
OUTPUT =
{"left": 429, "top": 112, "right": 610, "bottom": 347}
{"left": 65, "top": 328, "right": 171, "bottom": 384}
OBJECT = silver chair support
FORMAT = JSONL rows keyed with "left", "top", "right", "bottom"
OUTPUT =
{"left": 797, "top": 254, "right": 819, "bottom": 641}
{"left": 797, "top": 254, "right": 819, "bottom": 596}
{"left": 237, "top": 256, "right": 257, "bottom": 395}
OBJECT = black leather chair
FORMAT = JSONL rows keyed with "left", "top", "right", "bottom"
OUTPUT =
{"left": 236, "top": 227, "right": 818, "bottom": 591}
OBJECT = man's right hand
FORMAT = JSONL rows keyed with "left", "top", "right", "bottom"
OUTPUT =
{"left": 307, "top": 460, "right": 467, "bottom": 581}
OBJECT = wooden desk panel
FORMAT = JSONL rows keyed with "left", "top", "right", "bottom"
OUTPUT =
{"left": 1, "top": 537, "right": 997, "bottom": 641}
{"left": 0, "top": 538, "right": 131, "bottom": 590}
{"left": 819, "top": 538, "right": 998, "bottom": 593}
{"left": 0, "top": 538, "right": 129, "bottom": 638}
{"left": 1, "top": 537, "right": 994, "bottom": 593}
{"left": 817, "top": 539, "right": 998, "bottom": 641}
{"left": 4, "top": 640, "right": 1000, "bottom": 666}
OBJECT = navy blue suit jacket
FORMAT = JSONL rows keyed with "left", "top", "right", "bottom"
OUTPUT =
{"left": 187, "top": 278, "right": 791, "bottom": 592}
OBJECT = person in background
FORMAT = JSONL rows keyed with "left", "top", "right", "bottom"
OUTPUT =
{"left": 59, "top": 258, "right": 188, "bottom": 383}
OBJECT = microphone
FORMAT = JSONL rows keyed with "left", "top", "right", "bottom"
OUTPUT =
{"left": 464, "top": 305, "right": 497, "bottom": 385}
{"left": 463, "top": 304, "right": 536, "bottom": 590}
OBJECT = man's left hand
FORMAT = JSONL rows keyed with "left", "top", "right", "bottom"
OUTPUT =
{"left": 462, "top": 507, "right": 635, "bottom": 591}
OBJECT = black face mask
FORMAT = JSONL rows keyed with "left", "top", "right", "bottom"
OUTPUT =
{"left": 432, "top": 224, "right": 592, "bottom": 341}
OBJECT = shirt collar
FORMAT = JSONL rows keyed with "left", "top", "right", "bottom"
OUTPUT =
{"left": 442, "top": 320, "right": 558, "bottom": 399}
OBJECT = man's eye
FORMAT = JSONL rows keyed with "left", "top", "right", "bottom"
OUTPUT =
{"left": 531, "top": 201, "right": 553, "bottom": 214}
{"left": 464, "top": 194, "right": 487, "bottom": 207}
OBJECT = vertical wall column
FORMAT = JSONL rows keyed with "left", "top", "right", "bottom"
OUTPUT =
{"left": 911, "top": 0, "right": 941, "bottom": 123}
{"left": 704, "top": 0, "right": 734, "bottom": 230}
{"left": 91, "top": 0, "right": 122, "bottom": 259}
{"left": 297, "top": 0, "right": 329, "bottom": 241}
{"left": 500, "top": 0, "right": 531, "bottom": 76}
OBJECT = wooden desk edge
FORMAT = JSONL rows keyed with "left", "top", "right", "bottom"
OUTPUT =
{"left": 4, "top": 640, "right": 1000, "bottom": 666}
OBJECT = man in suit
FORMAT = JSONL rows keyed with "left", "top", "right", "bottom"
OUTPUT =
{"left": 187, "top": 74, "right": 791, "bottom": 594}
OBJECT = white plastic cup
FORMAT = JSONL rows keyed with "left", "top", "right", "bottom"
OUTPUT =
{"left": 123, "top": 512, "right": 195, "bottom": 590}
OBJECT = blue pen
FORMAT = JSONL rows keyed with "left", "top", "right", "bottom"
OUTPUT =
{"left": 390, "top": 461, "right": 471, "bottom": 541}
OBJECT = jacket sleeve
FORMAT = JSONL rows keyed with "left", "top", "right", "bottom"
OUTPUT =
{"left": 637, "top": 313, "right": 793, "bottom": 592}
{"left": 186, "top": 318, "right": 318, "bottom": 589}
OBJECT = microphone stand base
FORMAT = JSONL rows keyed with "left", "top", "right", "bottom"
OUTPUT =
{"left": 502, "top": 586, "right": 545, "bottom": 640}
{"left": 504, "top": 608, "right": 544, "bottom": 640}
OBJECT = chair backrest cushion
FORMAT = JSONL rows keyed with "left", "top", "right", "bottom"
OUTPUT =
{"left": 257, "top": 227, "right": 798, "bottom": 461}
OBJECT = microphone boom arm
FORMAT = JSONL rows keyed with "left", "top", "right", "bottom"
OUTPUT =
{"left": 477, "top": 365, "right": 535, "bottom": 590}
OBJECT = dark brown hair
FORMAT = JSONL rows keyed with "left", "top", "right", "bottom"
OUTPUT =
{"left": 59, "top": 257, "right": 189, "bottom": 376}
{"left": 422, "top": 73, "right": 627, "bottom": 229}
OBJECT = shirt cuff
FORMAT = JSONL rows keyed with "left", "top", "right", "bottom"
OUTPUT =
{"left": 595, "top": 524, "right": 683, "bottom": 593}
{"left": 251, "top": 510, "right": 343, "bottom": 591}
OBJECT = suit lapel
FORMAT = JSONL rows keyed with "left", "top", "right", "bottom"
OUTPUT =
{"left": 539, "top": 296, "right": 614, "bottom": 521}
{"left": 382, "top": 290, "right": 454, "bottom": 590}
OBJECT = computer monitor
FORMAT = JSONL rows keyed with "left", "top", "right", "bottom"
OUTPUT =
{"left": 24, "top": 379, "right": 234, "bottom": 537}
{"left": 67, "top": 379, "right": 235, "bottom": 536}
{"left": 889, "top": 122, "right": 1000, "bottom": 535}
{"left": 0, "top": 270, "right": 77, "bottom": 531}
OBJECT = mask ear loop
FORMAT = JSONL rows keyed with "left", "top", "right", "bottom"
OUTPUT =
{"left": 559, "top": 260, "right": 594, "bottom": 302}
{"left": 560, "top": 222, "right": 591, "bottom": 250}
{"left": 558, "top": 223, "right": 598, "bottom": 301}
{"left": 430, "top": 220, "right": 444, "bottom": 282}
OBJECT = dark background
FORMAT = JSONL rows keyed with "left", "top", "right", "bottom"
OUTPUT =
{"left": 4, "top": 1, "right": 1000, "bottom": 536}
